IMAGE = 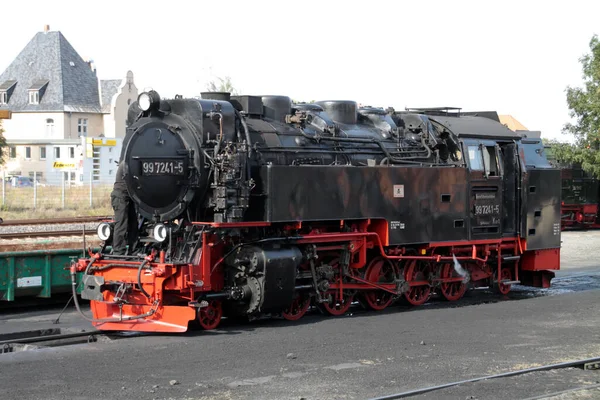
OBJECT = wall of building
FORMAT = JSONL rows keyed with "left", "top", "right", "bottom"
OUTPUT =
{"left": 103, "top": 72, "right": 138, "bottom": 138}
{"left": 82, "top": 138, "right": 121, "bottom": 184}
{"left": 63, "top": 112, "right": 104, "bottom": 139}
{"left": 1, "top": 137, "right": 121, "bottom": 186}
{"left": 2, "top": 112, "right": 66, "bottom": 140}
{"left": 3, "top": 145, "right": 48, "bottom": 179}
{"left": 44, "top": 142, "right": 84, "bottom": 185}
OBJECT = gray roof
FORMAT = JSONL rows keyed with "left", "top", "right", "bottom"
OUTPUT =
{"left": 0, "top": 80, "right": 16, "bottom": 91}
{"left": 428, "top": 115, "right": 522, "bottom": 139}
{"left": 0, "top": 30, "right": 101, "bottom": 113}
{"left": 100, "top": 79, "right": 122, "bottom": 113}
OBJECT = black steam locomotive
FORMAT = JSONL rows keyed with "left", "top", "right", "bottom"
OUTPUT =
{"left": 73, "top": 91, "right": 561, "bottom": 333}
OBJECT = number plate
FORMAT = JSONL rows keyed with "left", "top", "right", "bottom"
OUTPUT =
{"left": 141, "top": 160, "right": 185, "bottom": 176}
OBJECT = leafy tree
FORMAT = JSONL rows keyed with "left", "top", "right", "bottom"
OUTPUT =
{"left": 551, "top": 34, "right": 600, "bottom": 176}
{"left": 0, "top": 121, "right": 6, "bottom": 166}
{"left": 205, "top": 76, "right": 239, "bottom": 95}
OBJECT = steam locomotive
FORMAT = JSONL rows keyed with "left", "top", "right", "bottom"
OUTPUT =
{"left": 71, "top": 91, "right": 562, "bottom": 333}
{"left": 559, "top": 165, "right": 600, "bottom": 230}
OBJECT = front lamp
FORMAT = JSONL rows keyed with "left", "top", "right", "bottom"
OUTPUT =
{"left": 97, "top": 222, "right": 112, "bottom": 241}
{"left": 153, "top": 223, "right": 168, "bottom": 242}
{"left": 138, "top": 90, "right": 160, "bottom": 112}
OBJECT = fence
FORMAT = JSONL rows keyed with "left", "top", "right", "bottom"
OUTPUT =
{"left": 1, "top": 171, "right": 114, "bottom": 219}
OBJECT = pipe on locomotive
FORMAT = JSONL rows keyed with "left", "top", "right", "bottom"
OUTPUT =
{"left": 69, "top": 258, "right": 158, "bottom": 323}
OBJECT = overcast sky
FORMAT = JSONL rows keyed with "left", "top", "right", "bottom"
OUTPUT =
{"left": 1, "top": 0, "right": 598, "bottom": 141}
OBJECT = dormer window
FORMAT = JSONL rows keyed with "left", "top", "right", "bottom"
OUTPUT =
{"left": 0, "top": 80, "right": 17, "bottom": 105}
{"left": 29, "top": 90, "right": 39, "bottom": 104}
{"left": 28, "top": 79, "right": 49, "bottom": 105}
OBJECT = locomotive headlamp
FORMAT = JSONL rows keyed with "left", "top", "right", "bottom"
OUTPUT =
{"left": 138, "top": 90, "right": 160, "bottom": 112}
{"left": 97, "top": 222, "right": 112, "bottom": 241}
{"left": 153, "top": 223, "right": 168, "bottom": 242}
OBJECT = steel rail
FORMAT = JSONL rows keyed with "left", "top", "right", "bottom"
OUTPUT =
{"left": 368, "top": 356, "right": 600, "bottom": 400}
{"left": 0, "top": 330, "right": 101, "bottom": 346}
{"left": 0, "top": 216, "right": 110, "bottom": 226}
{"left": 0, "top": 230, "right": 91, "bottom": 240}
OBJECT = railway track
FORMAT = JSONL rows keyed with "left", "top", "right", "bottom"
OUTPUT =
{"left": 0, "top": 216, "right": 110, "bottom": 226}
{"left": 369, "top": 356, "right": 600, "bottom": 399}
{"left": 0, "top": 229, "right": 90, "bottom": 240}
{"left": 0, "top": 327, "right": 142, "bottom": 354}
{"left": 0, "top": 216, "right": 111, "bottom": 240}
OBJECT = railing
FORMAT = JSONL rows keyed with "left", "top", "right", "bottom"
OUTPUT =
{"left": 1, "top": 171, "right": 114, "bottom": 219}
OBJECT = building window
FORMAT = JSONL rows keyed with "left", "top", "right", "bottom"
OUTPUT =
{"left": 9, "top": 146, "right": 16, "bottom": 158}
{"left": 54, "top": 147, "right": 60, "bottom": 159}
{"left": 40, "top": 147, "right": 47, "bottom": 160}
{"left": 109, "top": 169, "right": 113, "bottom": 175}
{"left": 78, "top": 118, "right": 88, "bottom": 136}
{"left": 70, "top": 172, "right": 76, "bottom": 181}
{"left": 28, "top": 172, "right": 42, "bottom": 181}
{"left": 28, "top": 90, "right": 39, "bottom": 105}
{"left": 46, "top": 118, "right": 54, "bottom": 137}
{"left": 25, "top": 146, "right": 31, "bottom": 159}
{"left": 69, "top": 147, "right": 75, "bottom": 159}
{"left": 0, "top": 91, "right": 7, "bottom": 104}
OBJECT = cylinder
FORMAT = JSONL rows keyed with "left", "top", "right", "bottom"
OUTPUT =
{"left": 294, "top": 103, "right": 324, "bottom": 112}
{"left": 201, "top": 92, "right": 231, "bottom": 101}
{"left": 315, "top": 100, "right": 357, "bottom": 124}
{"left": 262, "top": 95, "right": 292, "bottom": 122}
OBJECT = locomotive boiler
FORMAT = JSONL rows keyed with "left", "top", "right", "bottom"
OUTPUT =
{"left": 72, "top": 90, "right": 562, "bottom": 332}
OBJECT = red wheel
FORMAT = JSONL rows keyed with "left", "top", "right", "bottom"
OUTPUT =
{"left": 363, "top": 257, "right": 397, "bottom": 311}
{"left": 321, "top": 290, "right": 353, "bottom": 316}
{"left": 198, "top": 300, "right": 223, "bottom": 330}
{"left": 440, "top": 262, "right": 467, "bottom": 302}
{"left": 496, "top": 267, "right": 512, "bottom": 295}
{"left": 282, "top": 292, "right": 311, "bottom": 321}
{"left": 403, "top": 260, "right": 431, "bottom": 306}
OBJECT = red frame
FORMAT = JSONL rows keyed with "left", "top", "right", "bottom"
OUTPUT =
{"left": 79, "top": 218, "right": 559, "bottom": 333}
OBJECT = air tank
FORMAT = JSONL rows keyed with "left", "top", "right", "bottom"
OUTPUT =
{"left": 315, "top": 100, "right": 357, "bottom": 124}
{"left": 262, "top": 96, "right": 292, "bottom": 122}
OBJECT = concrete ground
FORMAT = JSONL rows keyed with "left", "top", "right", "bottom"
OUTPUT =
{"left": 0, "top": 230, "right": 598, "bottom": 400}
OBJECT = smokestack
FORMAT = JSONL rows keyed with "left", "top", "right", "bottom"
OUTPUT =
{"left": 44, "top": 25, "right": 50, "bottom": 33}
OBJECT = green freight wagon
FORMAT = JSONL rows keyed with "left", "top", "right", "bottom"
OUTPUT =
{"left": 0, "top": 248, "right": 95, "bottom": 302}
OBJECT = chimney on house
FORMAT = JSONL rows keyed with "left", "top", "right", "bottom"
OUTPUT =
{"left": 86, "top": 60, "right": 97, "bottom": 75}
{"left": 44, "top": 25, "right": 50, "bottom": 33}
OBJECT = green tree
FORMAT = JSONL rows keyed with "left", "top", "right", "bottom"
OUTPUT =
{"left": 553, "top": 34, "right": 600, "bottom": 176}
{"left": 205, "top": 76, "right": 239, "bottom": 95}
{"left": 0, "top": 121, "right": 6, "bottom": 166}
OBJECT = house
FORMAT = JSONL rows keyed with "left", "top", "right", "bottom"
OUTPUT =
{"left": 0, "top": 25, "right": 136, "bottom": 184}
{"left": 499, "top": 115, "right": 528, "bottom": 131}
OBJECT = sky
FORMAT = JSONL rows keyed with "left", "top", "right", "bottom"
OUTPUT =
{"left": 1, "top": 0, "right": 599, "bottom": 141}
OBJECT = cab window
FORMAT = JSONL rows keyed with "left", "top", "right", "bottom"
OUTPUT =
{"left": 482, "top": 146, "right": 499, "bottom": 176}
{"left": 468, "top": 145, "right": 484, "bottom": 170}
